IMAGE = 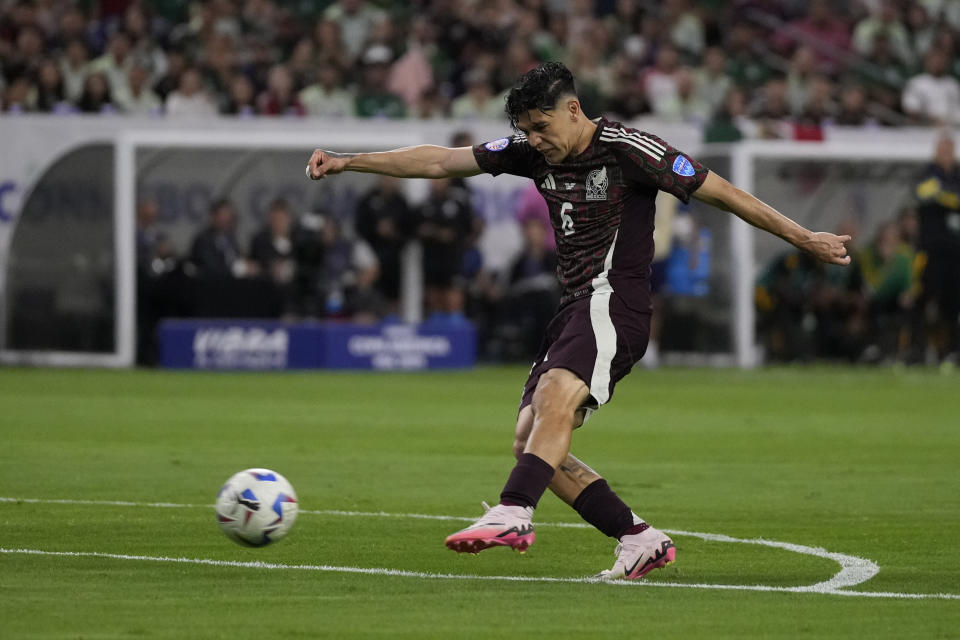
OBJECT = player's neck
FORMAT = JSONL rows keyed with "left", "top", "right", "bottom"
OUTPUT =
{"left": 571, "top": 119, "right": 598, "bottom": 158}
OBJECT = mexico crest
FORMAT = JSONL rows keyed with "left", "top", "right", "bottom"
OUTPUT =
{"left": 586, "top": 166, "right": 608, "bottom": 201}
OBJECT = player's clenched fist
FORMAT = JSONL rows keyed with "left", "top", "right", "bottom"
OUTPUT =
{"left": 305, "top": 149, "right": 350, "bottom": 180}
{"left": 803, "top": 232, "right": 852, "bottom": 266}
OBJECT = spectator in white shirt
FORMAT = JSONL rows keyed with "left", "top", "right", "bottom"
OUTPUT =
{"left": 653, "top": 67, "right": 711, "bottom": 124}
{"left": 164, "top": 67, "right": 217, "bottom": 117}
{"left": 643, "top": 44, "right": 682, "bottom": 116}
{"left": 59, "top": 38, "right": 89, "bottom": 104}
{"left": 664, "top": 0, "right": 704, "bottom": 56}
{"left": 300, "top": 64, "right": 355, "bottom": 118}
{"left": 323, "top": 0, "right": 384, "bottom": 61}
{"left": 693, "top": 46, "right": 732, "bottom": 116}
{"left": 902, "top": 49, "right": 960, "bottom": 125}
{"left": 88, "top": 31, "right": 134, "bottom": 98}
{"left": 853, "top": 1, "right": 913, "bottom": 65}
{"left": 115, "top": 61, "right": 162, "bottom": 115}
{"left": 450, "top": 67, "right": 503, "bottom": 120}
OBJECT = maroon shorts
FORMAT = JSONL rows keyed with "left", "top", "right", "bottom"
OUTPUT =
{"left": 519, "top": 292, "right": 651, "bottom": 416}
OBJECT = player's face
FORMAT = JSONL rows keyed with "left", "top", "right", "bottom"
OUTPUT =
{"left": 515, "top": 104, "right": 578, "bottom": 164}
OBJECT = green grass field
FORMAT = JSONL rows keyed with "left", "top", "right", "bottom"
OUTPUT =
{"left": 1, "top": 366, "right": 958, "bottom": 638}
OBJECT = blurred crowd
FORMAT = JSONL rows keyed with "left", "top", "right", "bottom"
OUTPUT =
{"left": 135, "top": 131, "right": 562, "bottom": 364}
{"left": 4, "top": 1, "right": 957, "bottom": 366}
{"left": 2, "top": 0, "right": 960, "bottom": 134}
{"left": 756, "top": 135, "right": 960, "bottom": 366}
{"left": 136, "top": 132, "right": 960, "bottom": 368}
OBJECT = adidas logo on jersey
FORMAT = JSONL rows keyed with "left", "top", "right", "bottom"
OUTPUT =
{"left": 540, "top": 174, "right": 579, "bottom": 192}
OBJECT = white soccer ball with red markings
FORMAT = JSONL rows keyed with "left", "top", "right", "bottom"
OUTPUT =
{"left": 215, "top": 468, "right": 299, "bottom": 547}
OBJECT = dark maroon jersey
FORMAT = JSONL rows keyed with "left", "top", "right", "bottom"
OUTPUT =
{"left": 473, "top": 117, "right": 708, "bottom": 309}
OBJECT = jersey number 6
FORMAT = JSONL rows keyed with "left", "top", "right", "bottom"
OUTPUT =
{"left": 560, "top": 202, "right": 575, "bottom": 236}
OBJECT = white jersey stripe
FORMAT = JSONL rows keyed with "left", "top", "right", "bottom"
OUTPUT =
{"left": 590, "top": 228, "right": 617, "bottom": 295}
{"left": 599, "top": 133, "right": 664, "bottom": 159}
{"left": 617, "top": 130, "right": 666, "bottom": 154}
{"left": 599, "top": 134, "right": 663, "bottom": 162}
{"left": 600, "top": 127, "right": 666, "bottom": 154}
{"left": 599, "top": 131, "right": 665, "bottom": 158}
{"left": 588, "top": 230, "right": 619, "bottom": 405}
{"left": 589, "top": 294, "right": 617, "bottom": 405}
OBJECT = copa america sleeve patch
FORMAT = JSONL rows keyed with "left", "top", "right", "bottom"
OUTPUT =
{"left": 672, "top": 156, "right": 696, "bottom": 176}
{"left": 484, "top": 138, "right": 511, "bottom": 152}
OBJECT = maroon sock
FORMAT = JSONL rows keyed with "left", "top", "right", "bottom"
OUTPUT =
{"left": 572, "top": 479, "right": 647, "bottom": 539}
{"left": 499, "top": 453, "right": 556, "bottom": 509}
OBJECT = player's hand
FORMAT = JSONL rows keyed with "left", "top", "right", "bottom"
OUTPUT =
{"left": 306, "top": 149, "right": 349, "bottom": 180}
{"left": 803, "top": 232, "right": 852, "bottom": 266}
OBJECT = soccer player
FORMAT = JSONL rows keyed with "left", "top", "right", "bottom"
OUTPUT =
{"left": 306, "top": 62, "right": 851, "bottom": 579}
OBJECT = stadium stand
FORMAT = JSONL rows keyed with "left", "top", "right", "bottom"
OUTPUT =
{"left": 2, "top": 0, "right": 957, "bottom": 365}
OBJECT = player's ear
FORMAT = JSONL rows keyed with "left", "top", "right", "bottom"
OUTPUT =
{"left": 566, "top": 97, "right": 581, "bottom": 120}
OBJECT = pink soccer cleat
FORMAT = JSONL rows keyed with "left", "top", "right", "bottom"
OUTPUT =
{"left": 597, "top": 526, "right": 676, "bottom": 580}
{"left": 445, "top": 502, "right": 535, "bottom": 554}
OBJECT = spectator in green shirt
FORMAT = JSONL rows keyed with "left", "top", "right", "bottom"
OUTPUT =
{"left": 355, "top": 44, "right": 406, "bottom": 119}
{"left": 855, "top": 221, "right": 917, "bottom": 361}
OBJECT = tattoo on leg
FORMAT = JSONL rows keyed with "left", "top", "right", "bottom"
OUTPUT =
{"left": 559, "top": 460, "right": 581, "bottom": 474}
{"left": 559, "top": 455, "right": 599, "bottom": 482}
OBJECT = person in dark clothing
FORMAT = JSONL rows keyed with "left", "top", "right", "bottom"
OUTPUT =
{"left": 502, "top": 217, "right": 560, "bottom": 357}
{"left": 914, "top": 135, "right": 960, "bottom": 362}
{"left": 249, "top": 198, "right": 299, "bottom": 314}
{"left": 414, "top": 177, "right": 476, "bottom": 321}
{"left": 317, "top": 216, "right": 381, "bottom": 321}
{"left": 249, "top": 198, "right": 297, "bottom": 284}
{"left": 354, "top": 176, "right": 411, "bottom": 312}
{"left": 190, "top": 198, "right": 255, "bottom": 279}
{"left": 135, "top": 198, "right": 178, "bottom": 365}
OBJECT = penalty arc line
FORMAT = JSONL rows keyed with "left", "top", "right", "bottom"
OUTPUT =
{"left": 1, "top": 496, "right": 956, "bottom": 601}
{"left": 313, "top": 509, "right": 881, "bottom": 593}
{"left": 0, "top": 496, "right": 876, "bottom": 591}
{"left": 1, "top": 547, "right": 959, "bottom": 601}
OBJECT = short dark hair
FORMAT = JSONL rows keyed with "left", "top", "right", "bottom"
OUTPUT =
{"left": 210, "top": 198, "right": 233, "bottom": 215}
{"left": 504, "top": 62, "right": 577, "bottom": 129}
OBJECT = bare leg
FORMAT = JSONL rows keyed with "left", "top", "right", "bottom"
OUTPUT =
{"left": 553, "top": 453, "right": 602, "bottom": 506}
{"left": 514, "top": 403, "right": 601, "bottom": 506}
{"left": 521, "top": 368, "right": 591, "bottom": 467}
{"left": 513, "top": 394, "right": 650, "bottom": 548}
{"left": 446, "top": 370, "right": 637, "bottom": 556}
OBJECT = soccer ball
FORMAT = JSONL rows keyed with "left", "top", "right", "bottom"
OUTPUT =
{"left": 215, "top": 468, "right": 299, "bottom": 547}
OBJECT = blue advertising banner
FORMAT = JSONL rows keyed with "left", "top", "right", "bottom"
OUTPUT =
{"left": 159, "top": 320, "right": 475, "bottom": 370}
{"left": 160, "top": 320, "right": 322, "bottom": 370}
{"left": 321, "top": 322, "right": 475, "bottom": 370}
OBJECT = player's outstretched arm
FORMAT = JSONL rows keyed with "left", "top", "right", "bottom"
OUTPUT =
{"left": 693, "top": 170, "right": 851, "bottom": 265}
{"left": 306, "top": 145, "right": 482, "bottom": 181}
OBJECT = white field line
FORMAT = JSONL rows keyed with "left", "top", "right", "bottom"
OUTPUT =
{"left": 0, "top": 496, "right": 877, "bottom": 589}
{"left": 1, "top": 547, "right": 958, "bottom": 601}
{"left": 0, "top": 496, "right": 953, "bottom": 601}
